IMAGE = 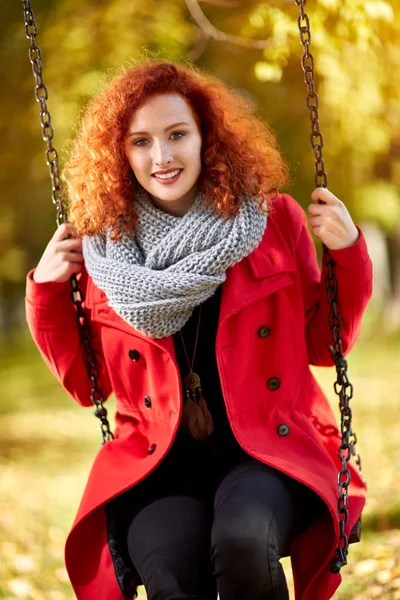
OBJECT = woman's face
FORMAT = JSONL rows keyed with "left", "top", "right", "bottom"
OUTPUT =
{"left": 124, "top": 93, "right": 203, "bottom": 217}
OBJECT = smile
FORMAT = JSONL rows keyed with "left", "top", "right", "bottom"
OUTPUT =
{"left": 152, "top": 169, "right": 183, "bottom": 184}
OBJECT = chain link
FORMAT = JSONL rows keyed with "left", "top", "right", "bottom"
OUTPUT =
{"left": 22, "top": 0, "right": 65, "bottom": 226}
{"left": 70, "top": 278, "right": 114, "bottom": 443}
{"left": 22, "top": 0, "right": 113, "bottom": 445}
{"left": 296, "top": 0, "right": 327, "bottom": 189}
{"left": 295, "top": 0, "right": 364, "bottom": 574}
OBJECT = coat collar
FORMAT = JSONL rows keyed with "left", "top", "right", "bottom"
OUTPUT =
{"left": 218, "top": 213, "right": 296, "bottom": 328}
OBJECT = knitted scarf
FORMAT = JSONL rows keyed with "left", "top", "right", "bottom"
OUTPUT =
{"left": 82, "top": 186, "right": 267, "bottom": 339}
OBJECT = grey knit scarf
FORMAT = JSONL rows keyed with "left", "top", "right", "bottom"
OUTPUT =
{"left": 82, "top": 187, "right": 267, "bottom": 338}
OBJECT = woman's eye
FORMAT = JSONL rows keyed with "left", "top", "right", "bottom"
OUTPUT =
{"left": 133, "top": 139, "right": 148, "bottom": 147}
{"left": 171, "top": 131, "right": 185, "bottom": 140}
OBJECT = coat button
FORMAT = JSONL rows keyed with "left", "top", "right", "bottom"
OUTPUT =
{"left": 148, "top": 443, "right": 156, "bottom": 454}
{"left": 129, "top": 349, "right": 140, "bottom": 361}
{"left": 144, "top": 396, "right": 152, "bottom": 408}
{"left": 258, "top": 325, "right": 271, "bottom": 338}
{"left": 277, "top": 424, "right": 290, "bottom": 436}
{"left": 267, "top": 377, "right": 281, "bottom": 390}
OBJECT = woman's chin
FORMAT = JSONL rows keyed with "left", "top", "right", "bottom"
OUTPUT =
{"left": 149, "top": 189, "right": 198, "bottom": 216}
{"left": 148, "top": 181, "right": 193, "bottom": 204}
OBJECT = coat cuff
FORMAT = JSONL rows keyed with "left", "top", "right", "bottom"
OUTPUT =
{"left": 326, "top": 226, "right": 371, "bottom": 270}
{"left": 26, "top": 269, "right": 71, "bottom": 307}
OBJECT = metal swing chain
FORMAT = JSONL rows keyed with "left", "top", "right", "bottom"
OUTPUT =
{"left": 295, "top": 0, "right": 363, "bottom": 573}
{"left": 22, "top": 0, "right": 113, "bottom": 444}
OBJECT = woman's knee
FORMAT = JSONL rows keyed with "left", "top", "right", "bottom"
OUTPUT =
{"left": 127, "top": 495, "right": 216, "bottom": 600}
{"left": 211, "top": 506, "right": 290, "bottom": 599}
{"left": 211, "top": 502, "right": 279, "bottom": 579}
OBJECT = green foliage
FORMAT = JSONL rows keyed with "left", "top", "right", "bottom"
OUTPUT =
{"left": 353, "top": 180, "right": 400, "bottom": 229}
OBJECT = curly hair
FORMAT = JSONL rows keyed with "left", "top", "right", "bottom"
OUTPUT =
{"left": 64, "top": 58, "right": 290, "bottom": 239}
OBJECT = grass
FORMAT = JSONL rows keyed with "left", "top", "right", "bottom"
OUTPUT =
{"left": 0, "top": 322, "right": 399, "bottom": 599}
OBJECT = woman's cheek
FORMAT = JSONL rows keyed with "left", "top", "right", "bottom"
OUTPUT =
{"left": 185, "top": 144, "right": 202, "bottom": 168}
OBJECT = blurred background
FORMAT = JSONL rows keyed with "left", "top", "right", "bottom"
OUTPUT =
{"left": 1, "top": 1, "right": 399, "bottom": 599}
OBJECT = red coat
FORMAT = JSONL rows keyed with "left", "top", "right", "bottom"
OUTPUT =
{"left": 25, "top": 193, "right": 373, "bottom": 600}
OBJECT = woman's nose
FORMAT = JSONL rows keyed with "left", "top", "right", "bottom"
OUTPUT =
{"left": 153, "top": 141, "right": 173, "bottom": 166}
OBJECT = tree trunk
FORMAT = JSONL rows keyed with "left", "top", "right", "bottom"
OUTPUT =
{"left": 386, "top": 223, "right": 400, "bottom": 331}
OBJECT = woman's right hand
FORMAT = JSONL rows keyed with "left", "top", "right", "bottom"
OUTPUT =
{"left": 33, "top": 223, "right": 84, "bottom": 283}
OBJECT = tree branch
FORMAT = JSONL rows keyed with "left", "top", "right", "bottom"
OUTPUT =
{"left": 184, "top": 0, "right": 277, "bottom": 50}
{"left": 186, "top": 33, "right": 210, "bottom": 62}
{"left": 201, "top": 0, "right": 240, "bottom": 7}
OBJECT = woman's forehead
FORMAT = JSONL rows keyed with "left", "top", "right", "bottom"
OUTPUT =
{"left": 127, "top": 93, "right": 198, "bottom": 130}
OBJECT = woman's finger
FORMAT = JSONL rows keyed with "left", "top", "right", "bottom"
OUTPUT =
{"left": 59, "top": 251, "right": 84, "bottom": 264}
{"left": 310, "top": 187, "right": 343, "bottom": 206}
{"left": 52, "top": 223, "right": 79, "bottom": 242}
{"left": 55, "top": 238, "right": 83, "bottom": 253}
{"left": 308, "top": 203, "right": 323, "bottom": 215}
{"left": 68, "top": 262, "right": 84, "bottom": 275}
{"left": 308, "top": 216, "right": 324, "bottom": 227}
{"left": 307, "top": 202, "right": 338, "bottom": 216}
{"left": 52, "top": 260, "right": 84, "bottom": 282}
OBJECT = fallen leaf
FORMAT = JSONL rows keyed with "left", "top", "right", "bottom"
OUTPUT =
{"left": 8, "top": 578, "right": 35, "bottom": 598}
{"left": 13, "top": 554, "right": 38, "bottom": 572}
{"left": 376, "top": 570, "right": 392, "bottom": 584}
{"left": 353, "top": 558, "right": 378, "bottom": 576}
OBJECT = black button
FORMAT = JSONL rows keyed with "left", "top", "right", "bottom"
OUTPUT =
{"left": 258, "top": 325, "right": 271, "bottom": 338}
{"left": 144, "top": 396, "right": 152, "bottom": 408}
{"left": 277, "top": 424, "right": 290, "bottom": 436}
{"left": 148, "top": 443, "right": 156, "bottom": 454}
{"left": 267, "top": 377, "right": 281, "bottom": 390}
{"left": 129, "top": 349, "right": 140, "bottom": 361}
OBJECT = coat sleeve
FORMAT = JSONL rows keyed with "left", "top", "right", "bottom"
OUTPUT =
{"left": 281, "top": 193, "right": 373, "bottom": 366}
{"left": 25, "top": 268, "right": 112, "bottom": 407}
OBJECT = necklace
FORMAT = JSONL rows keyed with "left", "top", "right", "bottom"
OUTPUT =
{"left": 179, "top": 305, "right": 202, "bottom": 391}
{"left": 179, "top": 306, "right": 214, "bottom": 441}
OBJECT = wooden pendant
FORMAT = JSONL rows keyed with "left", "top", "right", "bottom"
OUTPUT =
{"left": 181, "top": 374, "right": 215, "bottom": 440}
{"left": 184, "top": 371, "right": 201, "bottom": 390}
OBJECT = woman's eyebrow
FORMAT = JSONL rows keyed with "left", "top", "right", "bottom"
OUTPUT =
{"left": 127, "top": 121, "right": 190, "bottom": 137}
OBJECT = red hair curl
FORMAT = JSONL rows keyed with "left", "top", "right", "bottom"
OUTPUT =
{"left": 64, "top": 58, "right": 290, "bottom": 239}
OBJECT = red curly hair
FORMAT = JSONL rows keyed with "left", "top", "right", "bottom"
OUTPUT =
{"left": 64, "top": 58, "right": 290, "bottom": 239}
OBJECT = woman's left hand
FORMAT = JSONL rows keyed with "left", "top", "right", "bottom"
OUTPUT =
{"left": 307, "top": 187, "right": 359, "bottom": 250}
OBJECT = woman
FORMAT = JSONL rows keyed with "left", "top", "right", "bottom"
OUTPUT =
{"left": 25, "top": 59, "right": 373, "bottom": 600}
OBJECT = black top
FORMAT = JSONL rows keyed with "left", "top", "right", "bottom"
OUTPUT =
{"left": 172, "top": 285, "right": 248, "bottom": 470}
{"left": 106, "top": 286, "right": 250, "bottom": 554}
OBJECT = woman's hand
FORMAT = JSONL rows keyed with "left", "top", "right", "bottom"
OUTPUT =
{"left": 33, "top": 223, "right": 84, "bottom": 283}
{"left": 307, "top": 188, "right": 359, "bottom": 250}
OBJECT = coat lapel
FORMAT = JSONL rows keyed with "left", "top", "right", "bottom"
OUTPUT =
{"left": 218, "top": 216, "right": 296, "bottom": 328}
{"left": 85, "top": 274, "right": 175, "bottom": 357}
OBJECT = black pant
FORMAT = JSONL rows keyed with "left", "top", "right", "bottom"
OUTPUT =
{"left": 120, "top": 438, "right": 326, "bottom": 600}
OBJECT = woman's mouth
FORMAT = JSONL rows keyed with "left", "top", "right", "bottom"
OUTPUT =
{"left": 152, "top": 169, "right": 183, "bottom": 185}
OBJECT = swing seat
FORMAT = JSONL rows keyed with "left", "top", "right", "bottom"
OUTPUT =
{"left": 349, "top": 516, "right": 362, "bottom": 544}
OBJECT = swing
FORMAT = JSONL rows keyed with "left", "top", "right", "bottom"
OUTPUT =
{"left": 21, "top": 0, "right": 363, "bottom": 578}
